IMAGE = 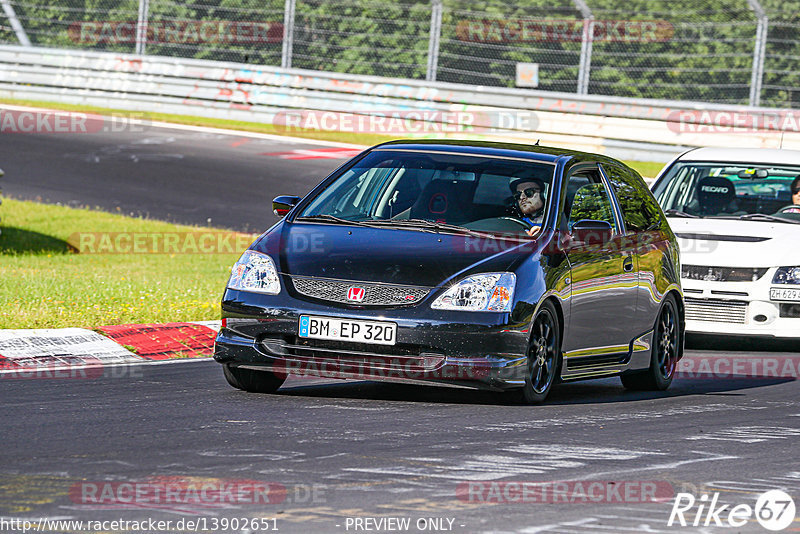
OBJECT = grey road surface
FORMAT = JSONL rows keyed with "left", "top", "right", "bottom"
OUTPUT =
{"left": 1, "top": 123, "right": 350, "bottom": 232}
{"left": 1, "top": 348, "right": 798, "bottom": 533}
{"left": 2, "top": 117, "right": 798, "bottom": 533}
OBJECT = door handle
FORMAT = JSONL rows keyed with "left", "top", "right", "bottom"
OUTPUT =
{"left": 622, "top": 256, "right": 634, "bottom": 272}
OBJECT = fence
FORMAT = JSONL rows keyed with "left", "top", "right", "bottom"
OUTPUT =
{"left": 4, "top": 44, "right": 800, "bottom": 165}
{"left": 1, "top": 0, "right": 799, "bottom": 109}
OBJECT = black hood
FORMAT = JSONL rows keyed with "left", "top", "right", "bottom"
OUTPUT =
{"left": 253, "top": 222, "right": 538, "bottom": 287}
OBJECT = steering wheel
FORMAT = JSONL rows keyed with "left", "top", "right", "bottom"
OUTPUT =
{"left": 778, "top": 205, "right": 800, "bottom": 213}
{"left": 497, "top": 216, "right": 533, "bottom": 229}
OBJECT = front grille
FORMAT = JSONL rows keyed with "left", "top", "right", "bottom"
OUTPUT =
{"left": 685, "top": 298, "right": 747, "bottom": 324}
{"left": 682, "top": 265, "right": 768, "bottom": 282}
{"left": 260, "top": 336, "right": 445, "bottom": 371}
{"left": 288, "top": 336, "right": 426, "bottom": 358}
{"left": 780, "top": 304, "right": 800, "bottom": 318}
{"left": 290, "top": 276, "right": 430, "bottom": 306}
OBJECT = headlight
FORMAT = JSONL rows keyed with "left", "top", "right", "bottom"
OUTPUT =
{"left": 227, "top": 250, "right": 280, "bottom": 294}
{"left": 772, "top": 266, "right": 800, "bottom": 285}
{"left": 431, "top": 273, "right": 516, "bottom": 312}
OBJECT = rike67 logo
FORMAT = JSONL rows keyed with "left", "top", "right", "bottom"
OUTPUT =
{"left": 668, "top": 490, "right": 796, "bottom": 531}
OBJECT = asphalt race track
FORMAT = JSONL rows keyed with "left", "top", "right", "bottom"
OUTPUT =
{"left": 2, "top": 119, "right": 800, "bottom": 533}
{"left": 0, "top": 121, "right": 351, "bottom": 232}
{"left": 1, "top": 356, "right": 799, "bottom": 533}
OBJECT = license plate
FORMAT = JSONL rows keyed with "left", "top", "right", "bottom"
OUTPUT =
{"left": 770, "top": 287, "right": 800, "bottom": 301}
{"left": 298, "top": 316, "right": 397, "bottom": 345}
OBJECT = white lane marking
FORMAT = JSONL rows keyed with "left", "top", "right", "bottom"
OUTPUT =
{"left": 306, "top": 404, "right": 386, "bottom": 411}
{"left": 190, "top": 320, "right": 221, "bottom": 332}
{"left": 686, "top": 426, "right": 800, "bottom": 443}
{"left": 583, "top": 524, "right": 670, "bottom": 532}
{"left": 346, "top": 445, "right": 658, "bottom": 481}
{"left": 467, "top": 403, "right": 770, "bottom": 432}
{"left": 502, "top": 445, "right": 657, "bottom": 461}
{"left": 0, "top": 355, "right": 213, "bottom": 375}
{"left": 513, "top": 518, "right": 598, "bottom": 533}
{"left": 706, "top": 479, "right": 799, "bottom": 493}
{"left": 570, "top": 451, "right": 739, "bottom": 480}
{"left": 198, "top": 450, "right": 303, "bottom": 460}
{"left": 0, "top": 327, "right": 139, "bottom": 364}
{"left": 0, "top": 103, "right": 367, "bottom": 149}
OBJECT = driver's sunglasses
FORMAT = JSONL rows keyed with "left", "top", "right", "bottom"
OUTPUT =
{"left": 514, "top": 187, "right": 541, "bottom": 200}
{"left": 793, "top": 187, "right": 800, "bottom": 195}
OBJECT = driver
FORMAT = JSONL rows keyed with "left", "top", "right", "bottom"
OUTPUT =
{"left": 510, "top": 178, "right": 546, "bottom": 235}
{"left": 788, "top": 176, "right": 800, "bottom": 213}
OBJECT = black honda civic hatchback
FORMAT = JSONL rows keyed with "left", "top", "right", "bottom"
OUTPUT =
{"left": 214, "top": 140, "right": 684, "bottom": 403}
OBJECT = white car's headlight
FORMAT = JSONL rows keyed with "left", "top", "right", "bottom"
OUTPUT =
{"left": 772, "top": 266, "right": 800, "bottom": 285}
{"left": 227, "top": 250, "right": 281, "bottom": 294}
{"left": 431, "top": 273, "right": 516, "bottom": 312}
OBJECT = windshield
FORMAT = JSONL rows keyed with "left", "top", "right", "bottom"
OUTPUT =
{"left": 297, "top": 149, "right": 555, "bottom": 235}
{"left": 653, "top": 162, "right": 800, "bottom": 221}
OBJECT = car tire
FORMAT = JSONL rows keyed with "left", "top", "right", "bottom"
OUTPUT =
{"left": 621, "top": 294, "right": 681, "bottom": 391}
{"left": 509, "top": 300, "right": 562, "bottom": 404}
{"left": 222, "top": 363, "right": 285, "bottom": 393}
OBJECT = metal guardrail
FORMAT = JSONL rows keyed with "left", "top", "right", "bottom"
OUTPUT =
{"left": 0, "top": 167, "right": 3, "bottom": 236}
{"left": 1, "top": 45, "right": 798, "bottom": 162}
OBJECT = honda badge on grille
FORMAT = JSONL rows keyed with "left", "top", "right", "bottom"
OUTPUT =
{"left": 347, "top": 287, "right": 366, "bottom": 302}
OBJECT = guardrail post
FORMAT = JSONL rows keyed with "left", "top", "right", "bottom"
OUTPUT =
{"left": 281, "top": 0, "right": 296, "bottom": 69}
{"left": 426, "top": 0, "right": 443, "bottom": 82}
{"left": 573, "top": 0, "right": 593, "bottom": 95}
{"left": 0, "top": 0, "right": 31, "bottom": 47}
{"left": 135, "top": 0, "right": 149, "bottom": 55}
{"left": 747, "top": 0, "right": 767, "bottom": 107}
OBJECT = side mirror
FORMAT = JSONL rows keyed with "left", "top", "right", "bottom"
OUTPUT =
{"left": 571, "top": 219, "right": 613, "bottom": 246}
{"left": 272, "top": 195, "right": 301, "bottom": 217}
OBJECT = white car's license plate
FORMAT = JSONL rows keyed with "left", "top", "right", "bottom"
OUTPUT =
{"left": 769, "top": 287, "right": 800, "bottom": 301}
{"left": 298, "top": 316, "right": 397, "bottom": 345}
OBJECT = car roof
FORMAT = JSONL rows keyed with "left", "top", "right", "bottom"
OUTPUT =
{"left": 677, "top": 147, "right": 800, "bottom": 165}
{"left": 372, "top": 139, "right": 621, "bottom": 166}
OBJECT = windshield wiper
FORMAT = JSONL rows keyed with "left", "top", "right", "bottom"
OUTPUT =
{"left": 368, "top": 218, "right": 492, "bottom": 238}
{"left": 664, "top": 209, "right": 699, "bottom": 218}
{"left": 294, "top": 214, "right": 371, "bottom": 226}
{"left": 735, "top": 213, "right": 800, "bottom": 224}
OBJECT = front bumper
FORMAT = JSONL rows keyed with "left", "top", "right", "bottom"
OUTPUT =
{"left": 214, "top": 289, "right": 532, "bottom": 391}
{"left": 683, "top": 279, "right": 800, "bottom": 338}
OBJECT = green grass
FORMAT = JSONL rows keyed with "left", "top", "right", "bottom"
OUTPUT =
{"left": 0, "top": 198, "right": 251, "bottom": 329}
{"left": 0, "top": 97, "right": 665, "bottom": 178}
{"left": 627, "top": 160, "right": 666, "bottom": 179}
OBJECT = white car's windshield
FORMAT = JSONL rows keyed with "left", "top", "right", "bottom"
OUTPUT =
{"left": 297, "top": 149, "right": 556, "bottom": 235}
{"left": 653, "top": 162, "right": 800, "bottom": 221}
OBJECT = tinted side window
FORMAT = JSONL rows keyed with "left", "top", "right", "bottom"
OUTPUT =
{"left": 603, "top": 164, "right": 663, "bottom": 231}
{"left": 563, "top": 170, "right": 618, "bottom": 232}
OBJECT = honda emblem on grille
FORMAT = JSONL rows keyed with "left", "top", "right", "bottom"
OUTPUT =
{"left": 347, "top": 287, "right": 366, "bottom": 302}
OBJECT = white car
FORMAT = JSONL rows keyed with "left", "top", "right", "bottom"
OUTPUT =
{"left": 652, "top": 147, "right": 800, "bottom": 338}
